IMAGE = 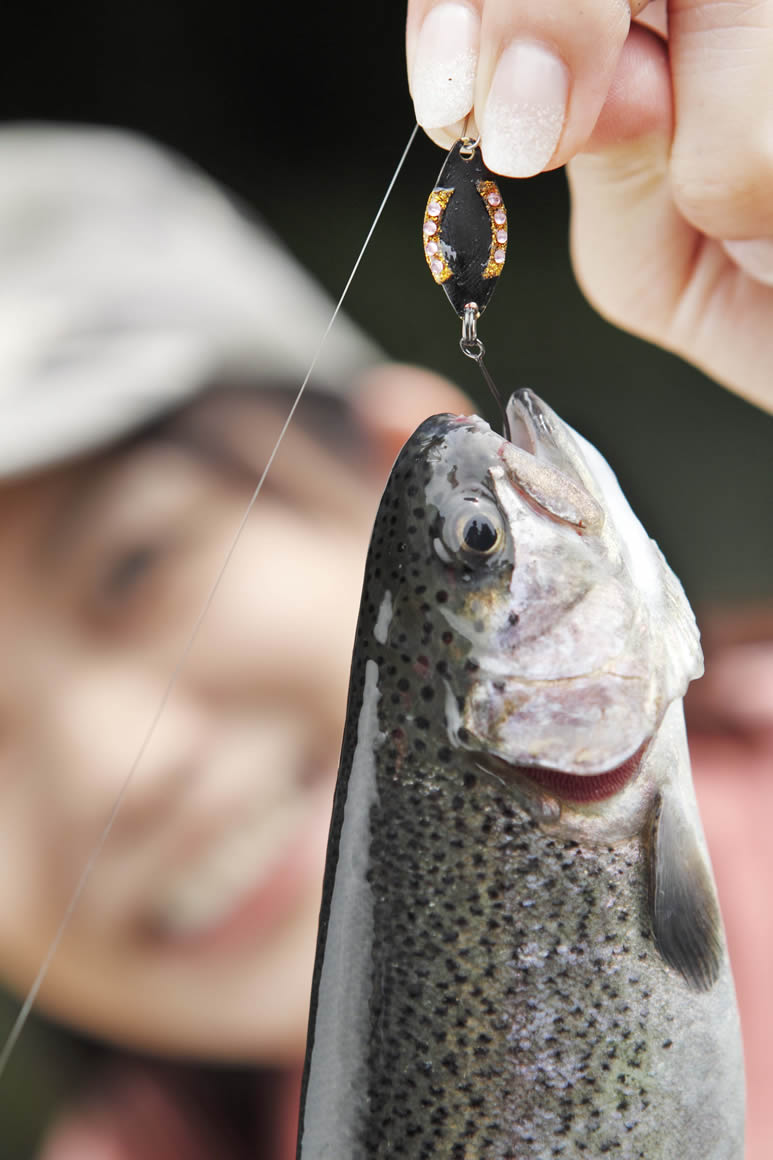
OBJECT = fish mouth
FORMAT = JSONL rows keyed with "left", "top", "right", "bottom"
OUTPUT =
{"left": 501, "top": 742, "right": 648, "bottom": 804}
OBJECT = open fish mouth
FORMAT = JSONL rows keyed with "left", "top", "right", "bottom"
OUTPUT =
{"left": 503, "top": 741, "right": 649, "bottom": 803}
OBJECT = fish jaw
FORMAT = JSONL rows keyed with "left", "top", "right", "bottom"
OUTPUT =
{"left": 509, "top": 390, "right": 703, "bottom": 689}
{"left": 461, "top": 667, "right": 656, "bottom": 775}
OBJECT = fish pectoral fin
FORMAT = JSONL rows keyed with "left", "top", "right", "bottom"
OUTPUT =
{"left": 648, "top": 791, "right": 723, "bottom": 992}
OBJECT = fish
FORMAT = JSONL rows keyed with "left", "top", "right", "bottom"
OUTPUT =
{"left": 296, "top": 389, "right": 745, "bottom": 1159}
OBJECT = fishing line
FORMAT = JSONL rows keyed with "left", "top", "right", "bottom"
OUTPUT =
{"left": 0, "top": 121, "right": 420, "bottom": 1083}
{"left": 460, "top": 322, "right": 511, "bottom": 442}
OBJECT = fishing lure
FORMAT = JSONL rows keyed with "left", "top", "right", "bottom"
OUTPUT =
{"left": 296, "top": 140, "right": 745, "bottom": 1158}
{"left": 421, "top": 136, "right": 510, "bottom": 437}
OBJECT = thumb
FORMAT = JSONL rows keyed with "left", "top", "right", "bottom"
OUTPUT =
{"left": 567, "top": 24, "right": 692, "bottom": 345}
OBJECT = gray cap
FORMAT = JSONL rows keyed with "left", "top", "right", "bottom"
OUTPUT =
{"left": 0, "top": 124, "right": 381, "bottom": 479}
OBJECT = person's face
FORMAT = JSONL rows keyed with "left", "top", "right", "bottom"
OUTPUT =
{"left": 0, "top": 390, "right": 394, "bottom": 1064}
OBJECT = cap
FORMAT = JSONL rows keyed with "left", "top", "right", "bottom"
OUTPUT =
{"left": 0, "top": 123, "right": 382, "bottom": 479}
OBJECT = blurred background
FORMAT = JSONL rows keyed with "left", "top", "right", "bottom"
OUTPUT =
{"left": 0, "top": 1, "right": 770, "bottom": 1155}
{"left": 0, "top": 0, "right": 764, "bottom": 595}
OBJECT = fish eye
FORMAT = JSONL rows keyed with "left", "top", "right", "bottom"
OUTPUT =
{"left": 460, "top": 514, "right": 500, "bottom": 554}
{"left": 442, "top": 496, "right": 505, "bottom": 559}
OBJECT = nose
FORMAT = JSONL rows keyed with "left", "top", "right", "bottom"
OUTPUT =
{"left": 183, "top": 520, "right": 365, "bottom": 731}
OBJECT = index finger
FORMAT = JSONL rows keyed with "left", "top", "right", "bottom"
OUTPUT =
{"left": 407, "top": 0, "right": 652, "bottom": 175}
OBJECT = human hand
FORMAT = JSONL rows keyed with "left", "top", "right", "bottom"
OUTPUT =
{"left": 406, "top": 2, "right": 773, "bottom": 413}
{"left": 406, "top": 0, "right": 653, "bottom": 173}
{"left": 568, "top": 15, "right": 773, "bottom": 415}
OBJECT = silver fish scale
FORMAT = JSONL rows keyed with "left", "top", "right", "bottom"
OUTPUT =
{"left": 298, "top": 410, "right": 743, "bottom": 1160}
{"left": 361, "top": 745, "right": 721, "bottom": 1158}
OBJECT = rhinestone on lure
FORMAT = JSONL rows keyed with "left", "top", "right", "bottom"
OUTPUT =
{"left": 422, "top": 139, "right": 508, "bottom": 318}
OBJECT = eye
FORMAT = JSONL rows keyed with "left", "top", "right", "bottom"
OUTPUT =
{"left": 103, "top": 546, "right": 159, "bottom": 597}
{"left": 459, "top": 513, "right": 500, "bottom": 554}
{"left": 94, "top": 543, "right": 166, "bottom": 617}
{"left": 440, "top": 496, "right": 506, "bottom": 560}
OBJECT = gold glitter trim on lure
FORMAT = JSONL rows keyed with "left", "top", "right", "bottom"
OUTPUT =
{"left": 422, "top": 188, "right": 453, "bottom": 284}
{"left": 477, "top": 180, "right": 507, "bottom": 279}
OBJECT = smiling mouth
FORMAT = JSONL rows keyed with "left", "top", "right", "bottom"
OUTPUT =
{"left": 143, "top": 768, "right": 334, "bottom": 951}
{"left": 507, "top": 742, "right": 648, "bottom": 803}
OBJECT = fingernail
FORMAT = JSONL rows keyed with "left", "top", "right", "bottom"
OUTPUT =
{"left": 482, "top": 40, "right": 569, "bottom": 178}
{"left": 721, "top": 238, "right": 773, "bottom": 287}
{"left": 411, "top": 3, "right": 480, "bottom": 130}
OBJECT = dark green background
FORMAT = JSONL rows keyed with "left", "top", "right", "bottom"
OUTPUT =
{"left": 0, "top": 0, "right": 766, "bottom": 601}
{"left": 0, "top": 1, "right": 770, "bottom": 1154}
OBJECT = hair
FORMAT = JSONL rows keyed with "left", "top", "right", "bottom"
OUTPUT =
{"left": 1, "top": 378, "right": 370, "bottom": 1158}
{"left": 120, "top": 379, "right": 369, "bottom": 481}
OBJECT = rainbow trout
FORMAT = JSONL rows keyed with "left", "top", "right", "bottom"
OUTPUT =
{"left": 297, "top": 390, "right": 744, "bottom": 1159}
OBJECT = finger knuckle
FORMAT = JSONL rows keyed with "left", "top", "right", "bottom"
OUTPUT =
{"left": 671, "top": 130, "right": 773, "bottom": 236}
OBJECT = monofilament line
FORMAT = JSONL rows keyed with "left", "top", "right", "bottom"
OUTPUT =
{"left": 0, "top": 121, "right": 420, "bottom": 1083}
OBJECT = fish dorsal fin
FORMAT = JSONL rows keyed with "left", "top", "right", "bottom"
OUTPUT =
{"left": 648, "top": 791, "right": 723, "bottom": 992}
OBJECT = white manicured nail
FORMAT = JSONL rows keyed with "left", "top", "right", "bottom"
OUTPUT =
{"left": 721, "top": 238, "right": 773, "bottom": 287}
{"left": 481, "top": 40, "right": 569, "bottom": 178}
{"left": 411, "top": 3, "right": 480, "bottom": 131}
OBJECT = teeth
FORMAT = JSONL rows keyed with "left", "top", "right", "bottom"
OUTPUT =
{"left": 152, "top": 794, "right": 311, "bottom": 939}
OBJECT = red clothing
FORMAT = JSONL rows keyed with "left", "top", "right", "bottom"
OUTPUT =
{"left": 39, "top": 1062, "right": 301, "bottom": 1160}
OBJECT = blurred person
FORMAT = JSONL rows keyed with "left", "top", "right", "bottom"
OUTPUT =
{"left": 0, "top": 124, "right": 466, "bottom": 1158}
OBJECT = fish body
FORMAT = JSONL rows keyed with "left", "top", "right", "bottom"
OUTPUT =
{"left": 297, "top": 391, "right": 744, "bottom": 1158}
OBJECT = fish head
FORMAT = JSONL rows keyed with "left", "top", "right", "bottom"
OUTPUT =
{"left": 375, "top": 389, "right": 702, "bottom": 804}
